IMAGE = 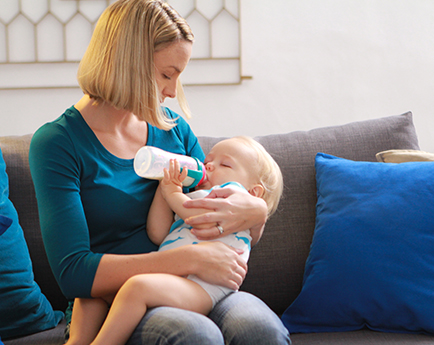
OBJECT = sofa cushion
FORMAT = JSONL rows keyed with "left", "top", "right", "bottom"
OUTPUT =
{"left": 291, "top": 329, "right": 434, "bottom": 344}
{"left": 282, "top": 153, "right": 434, "bottom": 334}
{"left": 199, "top": 111, "right": 419, "bottom": 315}
{"left": 0, "top": 146, "right": 63, "bottom": 339}
{"left": 2, "top": 319, "right": 66, "bottom": 345}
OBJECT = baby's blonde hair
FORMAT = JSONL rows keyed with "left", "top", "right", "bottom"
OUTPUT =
{"left": 77, "top": 0, "right": 193, "bottom": 130}
{"left": 234, "top": 136, "right": 283, "bottom": 217}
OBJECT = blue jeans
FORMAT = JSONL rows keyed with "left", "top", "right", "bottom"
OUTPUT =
{"left": 126, "top": 291, "right": 291, "bottom": 345}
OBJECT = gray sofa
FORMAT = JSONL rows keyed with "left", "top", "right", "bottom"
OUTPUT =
{"left": 2, "top": 112, "right": 434, "bottom": 344}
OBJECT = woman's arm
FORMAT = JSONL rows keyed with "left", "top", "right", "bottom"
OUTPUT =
{"left": 91, "top": 241, "right": 247, "bottom": 297}
{"left": 183, "top": 188, "right": 268, "bottom": 246}
{"left": 30, "top": 124, "right": 104, "bottom": 299}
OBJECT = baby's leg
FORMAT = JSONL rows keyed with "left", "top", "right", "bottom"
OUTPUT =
{"left": 91, "top": 273, "right": 213, "bottom": 345}
{"left": 65, "top": 297, "right": 109, "bottom": 345}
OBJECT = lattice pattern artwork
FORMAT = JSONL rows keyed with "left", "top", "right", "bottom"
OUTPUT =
{"left": 0, "top": 0, "right": 243, "bottom": 88}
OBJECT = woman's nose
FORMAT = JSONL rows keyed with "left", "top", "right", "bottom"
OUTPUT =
{"left": 163, "top": 81, "right": 177, "bottom": 99}
{"left": 163, "top": 88, "right": 176, "bottom": 99}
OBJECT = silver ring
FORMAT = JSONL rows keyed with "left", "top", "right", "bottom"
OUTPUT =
{"left": 217, "top": 225, "right": 224, "bottom": 234}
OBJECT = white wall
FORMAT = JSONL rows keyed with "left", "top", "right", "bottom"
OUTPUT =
{"left": 1, "top": 0, "right": 433, "bottom": 151}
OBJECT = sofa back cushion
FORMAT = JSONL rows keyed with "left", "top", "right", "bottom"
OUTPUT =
{"left": 0, "top": 112, "right": 419, "bottom": 318}
{"left": 198, "top": 112, "right": 419, "bottom": 315}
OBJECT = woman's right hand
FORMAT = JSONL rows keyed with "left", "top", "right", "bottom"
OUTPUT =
{"left": 190, "top": 241, "right": 247, "bottom": 290}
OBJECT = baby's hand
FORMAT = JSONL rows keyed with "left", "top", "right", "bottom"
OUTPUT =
{"left": 160, "top": 159, "right": 187, "bottom": 198}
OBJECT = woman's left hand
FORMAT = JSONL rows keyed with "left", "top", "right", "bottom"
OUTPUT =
{"left": 183, "top": 187, "right": 267, "bottom": 246}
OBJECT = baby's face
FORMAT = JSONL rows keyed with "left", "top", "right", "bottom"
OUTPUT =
{"left": 200, "top": 138, "right": 259, "bottom": 190}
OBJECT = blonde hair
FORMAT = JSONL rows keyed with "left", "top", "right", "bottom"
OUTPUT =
{"left": 234, "top": 136, "right": 284, "bottom": 217}
{"left": 77, "top": 0, "right": 194, "bottom": 130}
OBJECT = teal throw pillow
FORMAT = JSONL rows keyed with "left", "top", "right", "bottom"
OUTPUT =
{"left": 0, "top": 147, "right": 63, "bottom": 339}
{"left": 282, "top": 153, "right": 434, "bottom": 334}
{"left": 0, "top": 215, "right": 12, "bottom": 236}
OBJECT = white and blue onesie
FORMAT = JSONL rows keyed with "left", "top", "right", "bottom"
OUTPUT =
{"left": 158, "top": 182, "right": 252, "bottom": 307}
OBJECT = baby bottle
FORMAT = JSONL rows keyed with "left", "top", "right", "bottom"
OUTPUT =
{"left": 134, "top": 146, "right": 206, "bottom": 188}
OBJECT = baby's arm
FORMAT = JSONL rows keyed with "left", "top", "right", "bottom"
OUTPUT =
{"left": 147, "top": 186, "right": 175, "bottom": 245}
{"left": 147, "top": 159, "right": 212, "bottom": 244}
{"left": 159, "top": 159, "right": 211, "bottom": 222}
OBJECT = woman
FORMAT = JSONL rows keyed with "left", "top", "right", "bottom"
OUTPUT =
{"left": 29, "top": 1, "right": 290, "bottom": 344}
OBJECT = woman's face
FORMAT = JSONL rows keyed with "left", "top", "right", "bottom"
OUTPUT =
{"left": 154, "top": 40, "right": 192, "bottom": 103}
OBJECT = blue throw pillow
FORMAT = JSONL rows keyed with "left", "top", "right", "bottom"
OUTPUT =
{"left": 0, "top": 147, "right": 63, "bottom": 339}
{"left": 282, "top": 153, "right": 434, "bottom": 334}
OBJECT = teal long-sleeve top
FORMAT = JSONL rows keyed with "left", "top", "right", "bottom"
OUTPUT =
{"left": 29, "top": 106, "right": 204, "bottom": 300}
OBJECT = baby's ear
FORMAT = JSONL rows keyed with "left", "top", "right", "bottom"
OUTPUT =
{"left": 249, "top": 184, "right": 265, "bottom": 198}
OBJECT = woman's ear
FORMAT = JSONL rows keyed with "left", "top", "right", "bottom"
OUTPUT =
{"left": 249, "top": 184, "right": 265, "bottom": 198}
